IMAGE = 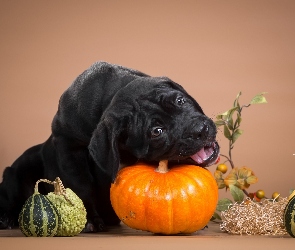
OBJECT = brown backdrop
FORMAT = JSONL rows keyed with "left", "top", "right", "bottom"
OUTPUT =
{"left": 1, "top": 0, "right": 295, "bottom": 199}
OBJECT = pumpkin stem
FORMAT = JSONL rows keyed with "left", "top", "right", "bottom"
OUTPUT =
{"left": 53, "top": 177, "right": 74, "bottom": 206}
{"left": 156, "top": 160, "right": 169, "bottom": 173}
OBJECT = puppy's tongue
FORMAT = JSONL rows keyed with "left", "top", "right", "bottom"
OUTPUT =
{"left": 190, "top": 147, "right": 212, "bottom": 164}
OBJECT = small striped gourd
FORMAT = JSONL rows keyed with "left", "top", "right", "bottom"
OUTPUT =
{"left": 284, "top": 190, "right": 295, "bottom": 238}
{"left": 18, "top": 180, "right": 61, "bottom": 237}
{"left": 18, "top": 178, "right": 86, "bottom": 237}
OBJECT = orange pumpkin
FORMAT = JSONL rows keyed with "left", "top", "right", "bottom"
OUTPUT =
{"left": 110, "top": 160, "right": 218, "bottom": 235}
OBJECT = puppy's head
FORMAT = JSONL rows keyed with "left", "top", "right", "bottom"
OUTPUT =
{"left": 89, "top": 77, "right": 219, "bottom": 180}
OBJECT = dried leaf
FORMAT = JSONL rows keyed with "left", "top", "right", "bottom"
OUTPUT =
{"left": 223, "top": 125, "right": 232, "bottom": 140}
{"left": 214, "top": 170, "right": 226, "bottom": 189}
{"left": 210, "top": 212, "right": 222, "bottom": 221}
{"left": 214, "top": 170, "right": 223, "bottom": 179}
{"left": 216, "top": 111, "right": 228, "bottom": 120}
{"left": 224, "top": 171, "right": 237, "bottom": 187}
{"left": 216, "top": 198, "right": 233, "bottom": 212}
{"left": 216, "top": 180, "right": 226, "bottom": 189}
{"left": 238, "top": 166, "right": 253, "bottom": 177}
{"left": 216, "top": 107, "right": 239, "bottom": 121}
{"left": 233, "top": 91, "right": 242, "bottom": 108}
{"left": 232, "top": 129, "right": 243, "bottom": 143}
{"left": 236, "top": 113, "right": 242, "bottom": 126}
{"left": 246, "top": 175, "right": 258, "bottom": 185}
{"left": 226, "top": 107, "right": 239, "bottom": 121}
{"left": 227, "top": 117, "right": 234, "bottom": 130}
{"left": 236, "top": 179, "right": 249, "bottom": 189}
{"left": 250, "top": 92, "right": 267, "bottom": 104}
{"left": 216, "top": 114, "right": 224, "bottom": 120}
{"left": 236, "top": 91, "right": 242, "bottom": 100}
{"left": 229, "top": 184, "right": 244, "bottom": 202}
{"left": 214, "top": 120, "right": 226, "bottom": 127}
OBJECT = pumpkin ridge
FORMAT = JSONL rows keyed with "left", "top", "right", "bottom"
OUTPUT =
{"left": 169, "top": 166, "right": 218, "bottom": 232}
{"left": 138, "top": 167, "right": 160, "bottom": 231}
{"left": 112, "top": 165, "right": 156, "bottom": 230}
{"left": 165, "top": 173, "right": 174, "bottom": 234}
{"left": 145, "top": 170, "right": 172, "bottom": 234}
{"left": 169, "top": 169, "right": 202, "bottom": 233}
{"left": 173, "top": 166, "right": 216, "bottom": 193}
{"left": 142, "top": 170, "right": 155, "bottom": 232}
{"left": 171, "top": 171, "right": 195, "bottom": 232}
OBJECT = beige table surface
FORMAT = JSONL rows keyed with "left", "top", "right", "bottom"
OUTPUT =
{"left": 0, "top": 222, "right": 293, "bottom": 250}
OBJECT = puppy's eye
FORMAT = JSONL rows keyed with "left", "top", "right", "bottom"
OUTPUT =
{"left": 151, "top": 127, "right": 164, "bottom": 138}
{"left": 176, "top": 97, "right": 185, "bottom": 105}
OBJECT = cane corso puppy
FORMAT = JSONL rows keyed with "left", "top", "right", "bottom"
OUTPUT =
{"left": 0, "top": 62, "right": 219, "bottom": 231}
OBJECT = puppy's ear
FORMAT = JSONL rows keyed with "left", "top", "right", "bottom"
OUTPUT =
{"left": 88, "top": 117, "right": 124, "bottom": 182}
{"left": 88, "top": 111, "right": 150, "bottom": 181}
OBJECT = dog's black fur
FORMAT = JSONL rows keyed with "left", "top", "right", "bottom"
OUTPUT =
{"left": 0, "top": 62, "right": 219, "bottom": 231}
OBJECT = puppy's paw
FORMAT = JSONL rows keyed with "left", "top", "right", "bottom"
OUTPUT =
{"left": 0, "top": 213, "right": 14, "bottom": 229}
{"left": 82, "top": 217, "right": 106, "bottom": 233}
{"left": 82, "top": 222, "right": 97, "bottom": 233}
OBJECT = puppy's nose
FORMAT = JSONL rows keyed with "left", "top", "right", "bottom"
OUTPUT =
{"left": 193, "top": 124, "right": 209, "bottom": 140}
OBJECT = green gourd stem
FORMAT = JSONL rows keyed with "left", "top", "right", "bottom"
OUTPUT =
{"left": 156, "top": 160, "right": 169, "bottom": 173}
{"left": 53, "top": 177, "right": 74, "bottom": 206}
{"left": 53, "top": 177, "right": 63, "bottom": 195}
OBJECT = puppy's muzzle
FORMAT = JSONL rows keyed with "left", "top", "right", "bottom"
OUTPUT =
{"left": 190, "top": 141, "right": 219, "bottom": 166}
{"left": 180, "top": 118, "right": 220, "bottom": 167}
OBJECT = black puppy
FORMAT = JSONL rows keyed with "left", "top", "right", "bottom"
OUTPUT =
{"left": 0, "top": 62, "right": 219, "bottom": 231}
